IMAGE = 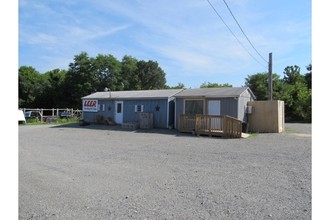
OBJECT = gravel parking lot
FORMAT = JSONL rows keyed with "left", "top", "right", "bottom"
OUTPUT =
{"left": 19, "top": 123, "right": 311, "bottom": 219}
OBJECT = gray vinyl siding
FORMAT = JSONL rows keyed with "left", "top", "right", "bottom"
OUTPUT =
{"left": 175, "top": 98, "right": 184, "bottom": 116}
{"left": 123, "top": 99, "right": 169, "bottom": 128}
{"left": 238, "top": 90, "right": 255, "bottom": 122}
{"left": 175, "top": 97, "right": 240, "bottom": 128}
{"left": 213, "top": 98, "right": 238, "bottom": 119}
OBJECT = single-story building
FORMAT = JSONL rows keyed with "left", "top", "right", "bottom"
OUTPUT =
{"left": 81, "top": 87, "right": 256, "bottom": 129}
{"left": 81, "top": 89, "right": 183, "bottom": 128}
{"left": 173, "top": 87, "right": 256, "bottom": 128}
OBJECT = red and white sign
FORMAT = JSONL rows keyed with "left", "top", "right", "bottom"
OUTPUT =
{"left": 83, "top": 100, "right": 98, "bottom": 112}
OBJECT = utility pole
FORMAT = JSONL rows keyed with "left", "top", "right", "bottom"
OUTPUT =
{"left": 268, "top": 52, "right": 273, "bottom": 100}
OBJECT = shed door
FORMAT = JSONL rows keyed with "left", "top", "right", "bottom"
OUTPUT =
{"left": 115, "top": 101, "right": 123, "bottom": 124}
{"left": 208, "top": 100, "right": 221, "bottom": 115}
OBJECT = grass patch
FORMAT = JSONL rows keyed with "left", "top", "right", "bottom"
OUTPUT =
{"left": 20, "top": 117, "right": 81, "bottom": 126}
{"left": 284, "top": 127, "right": 295, "bottom": 133}
{"left": 247, "top": 133, "right": 258, "bottom": 138}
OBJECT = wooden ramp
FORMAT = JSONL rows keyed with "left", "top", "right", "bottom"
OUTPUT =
{"left": 179, "top": 114, "right": 242, "bottom": 138}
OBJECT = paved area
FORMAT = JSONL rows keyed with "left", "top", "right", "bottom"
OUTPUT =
{"left": 19, "top": 123, "right": 311, "bottom": 219}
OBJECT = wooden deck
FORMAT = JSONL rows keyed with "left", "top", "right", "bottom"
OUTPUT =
{"left": 178, "top": 114, "right": 242, "bottom": 138}
{"left": 178, "top": 114, "right": 196, "bottom": 132}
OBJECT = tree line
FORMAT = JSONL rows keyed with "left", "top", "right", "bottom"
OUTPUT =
{"left": 19, "top": 52, "right": 311, "bottom": 122}
{"left": 245, "top": 64, "right": 312, "bottom": 122}
{"left": 19, "top": 52, "right": 169, "bottom": 109}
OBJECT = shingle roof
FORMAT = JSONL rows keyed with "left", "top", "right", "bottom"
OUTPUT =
{"left": 174, "top": 87, "right": 255, "bottom": 98}
{"left": 82, "top": 87, "right": 256, "bottom": 100}
{"left": 82, "top": 89, "right": 183, "bottom": 100}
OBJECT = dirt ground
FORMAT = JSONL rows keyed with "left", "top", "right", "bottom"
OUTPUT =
{"left": 19, "top": 123, "right": 311, "bottom": 219}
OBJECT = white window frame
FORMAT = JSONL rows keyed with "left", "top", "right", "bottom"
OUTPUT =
{"left": 98, "top": 104, "right": 105, "bottom": 111}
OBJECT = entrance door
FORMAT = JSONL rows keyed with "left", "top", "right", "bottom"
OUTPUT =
{"left": 208, "top": 100, "right": 221, "bottom": 115}
{"left": 115, "top": 101, "right": 123, "bottom": 124}
{"left": 208, "top": 100, "right": 221, "bottom": 130}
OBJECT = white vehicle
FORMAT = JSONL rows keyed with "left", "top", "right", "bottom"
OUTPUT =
{"left": 18, "top": 110, "right": 26, "bottom": 123}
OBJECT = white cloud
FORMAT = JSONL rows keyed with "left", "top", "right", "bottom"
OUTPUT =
{"left": 19, "top": 0, "right": 311, "bottom": 87}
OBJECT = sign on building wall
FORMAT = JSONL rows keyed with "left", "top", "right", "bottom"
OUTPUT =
{"left": 82, "top": 100, "right": 98, "bottom": 112}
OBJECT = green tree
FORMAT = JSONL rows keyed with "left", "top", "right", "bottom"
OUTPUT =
{"left": 244, "top": 72, "right": 282, "bottom": 100}
{"left": 280, "top": 66, "right": 311, "bottom": 122}
{"left": 135, "top": 60, "right": 167, "bottom": 90}
{"left": 18, "top": 66, "right": 49, "bottom": 108}
{"left": 305, "top": 63, "right": 312, "bottom": 89}
{"left": 200, "top": 82, "right": 232, "bottom": 88}
{"left": 121, "top": 55, "right": 138, "bottom": 90}
{"left": 165, "top": 82, "right": 186, "bottom": 89}
{"left": 63, "top": 52, "right": 95, "bottom": 108}
{"left": 42, "top": 69, "right": 68, "bottom": 108}
{"left": 282, "top": 65, "right": 304, "bottom": 85}
{"left": 92, "top": 54, "right": 122, "bottom": 91}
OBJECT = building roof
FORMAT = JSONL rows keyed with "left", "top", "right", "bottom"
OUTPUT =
{"left": 174, "top": 87, "right": 256, "bottom": 99}
{"left": 82, "top": 87, "right": 256, "bottom": 100}
{"left": 82, "top": 89, "right": 183, "bottom": 100}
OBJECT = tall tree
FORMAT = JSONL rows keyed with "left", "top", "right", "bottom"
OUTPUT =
{"left": 42, "top": 69, "right": 67, "bottom": 108}
{"left": 18, "top": 66, "right": 49, "bottom": 108}
{"left": 92, "top": 54, "right": 122, "bottom": 91}
{"left": 282, "top": 65, "right": 304, "bottom": 85}
{"left": 121, "top": 55, "right": 138, "bottom": 90}
{"left": 135, "top": 60, "right": 166, "bottom": 90}
{"left": 63, "top": 52, "right": 95, "bottom": 108}
{"left": 244, "top": 72, "right": 282, "bottom": 100}
{"left": 305, "top": 63, "right": 312, "bottom": 89}
{"left": 280, "top": 66, "right": 311, "bottom": 122}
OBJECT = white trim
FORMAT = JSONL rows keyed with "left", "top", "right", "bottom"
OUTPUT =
{"left": 115, "top": 101, "right": 124, "bottom": 124}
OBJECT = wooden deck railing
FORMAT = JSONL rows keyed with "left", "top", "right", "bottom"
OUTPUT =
{"left": 178, "top": 114, "right": 196, "bottom": 132}
{"left": 178, "top": 114, "right": 242, "bottom": 138}
{"left": 222, "top": 115, "right": 242, "bottom": 138}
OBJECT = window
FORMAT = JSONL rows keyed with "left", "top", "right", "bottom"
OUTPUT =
{"left": 98, "top": 104, "right": 105, "bottom": 111}
{"left": 184, "top": 100, "right": 204, "bottom": 115}
{"left": 117, "top": 103, "right": 122, "bottom": 113}
{"left": 135, "top": 105, "right": 144, "bottom": 112}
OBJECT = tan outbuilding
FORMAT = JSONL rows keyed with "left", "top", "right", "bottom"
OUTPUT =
{"left": 247, "top": 100, "right": 285, "bottom": 133}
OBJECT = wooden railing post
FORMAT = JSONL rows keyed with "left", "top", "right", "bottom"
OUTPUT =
{"left": 208, "top": 115, "right": 211, "bottom": 135}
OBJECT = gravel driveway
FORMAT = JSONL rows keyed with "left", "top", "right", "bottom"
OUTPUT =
{"left": 19, "top": 123, "right": 311, "bottom": 219}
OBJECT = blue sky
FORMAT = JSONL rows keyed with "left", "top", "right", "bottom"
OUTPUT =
{"left": 19, "top": 0, "right": 311, "bottom": 88}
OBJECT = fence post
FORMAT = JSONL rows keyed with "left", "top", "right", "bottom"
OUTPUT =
{"left": 40, "top": 108, "right": 43, "bottom": 123}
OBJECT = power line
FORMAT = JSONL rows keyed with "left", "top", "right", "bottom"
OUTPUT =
{"left": 222, "top": 0, "right": 268, "bottom": 63}
{"left": 205, "top": 0, "right": 267, "bottom": 69}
